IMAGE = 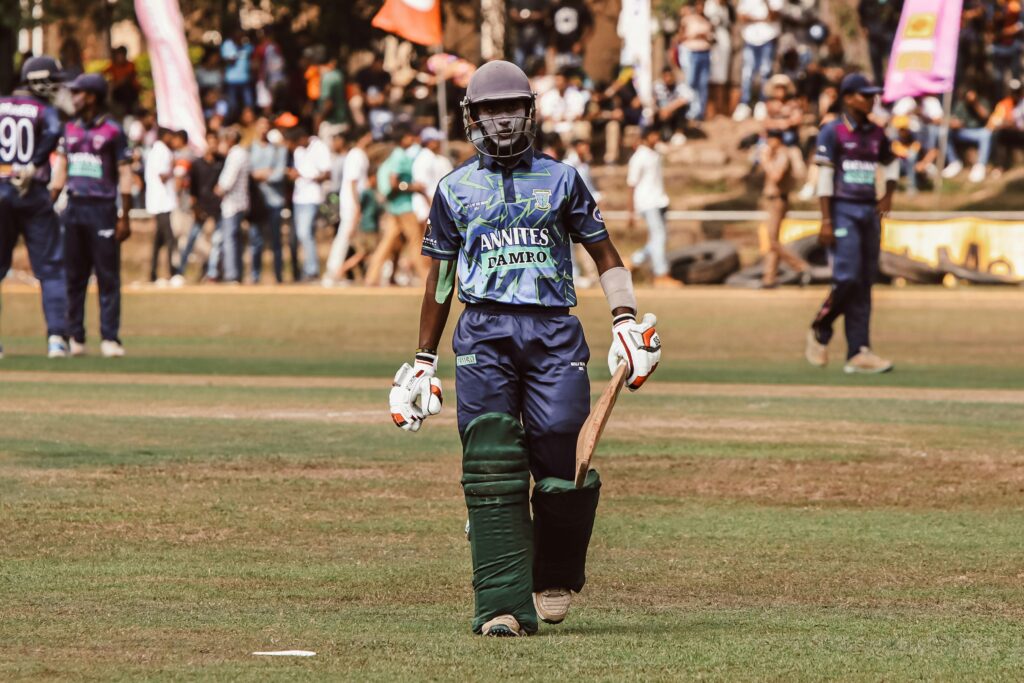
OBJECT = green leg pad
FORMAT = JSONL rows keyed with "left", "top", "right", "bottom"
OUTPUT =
{"left": 461, "top": 412, "right": 538, "bottom": 635}
{"left": 532, "top": 469, "right": 601, "bottom": 593}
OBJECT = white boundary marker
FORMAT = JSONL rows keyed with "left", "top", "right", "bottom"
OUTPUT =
{"left": 252, "top": 650, "right": 317, "bottom": 657}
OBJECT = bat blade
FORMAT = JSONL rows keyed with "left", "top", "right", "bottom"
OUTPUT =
{"left": 575, "top": 362, "right": 628, "bottom": 488}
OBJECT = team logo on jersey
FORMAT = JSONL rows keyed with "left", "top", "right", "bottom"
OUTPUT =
{"left": 92, "top": 135, "right": 105, "bottom": 150}
{"left": 532, "top": 189, "right": 551, "bottom": 210}
{"left": 593, "top": 206, "right": 604, "bottom": 223}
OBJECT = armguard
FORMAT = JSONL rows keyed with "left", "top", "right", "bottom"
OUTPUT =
{"left": 599, "top": 266, "right": 637, "bottom": 314}
{"left": 816, "top": 166, "right": 835, "bottom": 197}
{"left": 883, "top": 159, "right": 900, "bottom": 183}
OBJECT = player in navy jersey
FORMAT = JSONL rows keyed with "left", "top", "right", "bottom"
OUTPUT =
{"left": 57, "top": 73, "right": 133, "bottom": 358}
{"left": 388, "top": 60, "right": 663, "bottom": 637}
{"left": 0, "top": 56, "right": 71, "bottom": 359}
{"left": 805, "top": 73, "right": 897, "bottom": 374}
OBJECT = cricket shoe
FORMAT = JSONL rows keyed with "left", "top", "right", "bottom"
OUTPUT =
{"left": 844, "top": 347, "right": 893, "bottom": 374}
{"left": 69, "top": 339, "right": 87, "bottom": 357}
{"left": 533, "top": 587, "right": 572, "bottom": 624}
{"left": 47, "top": 335, "right": 69, "bottom": 359}
{"left": 481, "top": 614, "right": 526, "bottom": 637}
{"left": 804, "top": 329, "right": 828, "bottom": 368}
{"left": 101, "top": 340, "right": 126, "bottom": 358}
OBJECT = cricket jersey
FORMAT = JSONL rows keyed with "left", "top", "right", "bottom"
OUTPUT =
{"left": 59, "top": 115, "right": 130, "bottom": 201}
{"left": 422, "top": 150, "right": 608, "bottom": 307}
{"left": 814, "top": 115, "right": 894, "bottom": 203}
{"left": 0, "top": 92, "right": 62, "bottom": 186}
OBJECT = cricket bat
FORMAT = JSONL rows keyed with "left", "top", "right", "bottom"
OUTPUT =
{"left": 575, "top": 362, "right": 628, "bottom": 488}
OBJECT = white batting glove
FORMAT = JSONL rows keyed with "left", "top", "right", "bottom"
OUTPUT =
{"left": 11, "top": 162, "right": 37, "bottom": 197}
{"left": 608, "top": 312, "right": 661, "bottom": 391}
{"left": 389, "top": 351, "right": 443, "bottom": 432}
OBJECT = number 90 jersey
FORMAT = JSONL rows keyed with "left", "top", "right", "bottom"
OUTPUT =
{"left": 422, "top": 151, "right": 608, "bottom": 307}
{"left": 0, "top": 94, "right": 62, "bottom": 185}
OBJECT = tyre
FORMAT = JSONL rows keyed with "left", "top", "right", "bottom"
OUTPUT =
{"left": 667, "top": 240, "right": 740, "bottom": 284}
{"left": 879, "top": 251, "right": 945, "bottom": 285}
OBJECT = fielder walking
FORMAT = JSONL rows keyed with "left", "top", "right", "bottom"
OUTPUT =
{"left": 805, "top": 73, "right": 895, "bottom": 374}
{"left": 388, "top": 61, "right": 662, "bottom": 637}
{"left": 59, "top": 74, "right": 133, "bottom": 358}
{"left": 0, "top": 56, "right": 71, "bottom": 359}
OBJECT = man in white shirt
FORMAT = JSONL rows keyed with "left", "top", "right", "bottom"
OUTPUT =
{"left": 626, "top": 126, "right": 680, "bottom": 288}
{"left": 324, "top": 127, "right": 372, "bottom": 285}
{"left": 286, "top": 126, "right": 332, "bottom": 281}
{"left": 537, "top": 69, "right": 590, "bottom": 145}
{"left": 733, "top": 0, "right": 783, "bottom": 122}
{"left": 145, "top": 127, "right": 183, "bottom": 282}
{"left": 411, "top": 127, "right": 453, "bottom": 226}
{"left": 211, "top": 127, "right": 250, "bottom": 283}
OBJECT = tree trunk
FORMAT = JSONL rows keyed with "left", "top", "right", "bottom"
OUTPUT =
{"left": 0, "top": 24, "right": 14, "bottom": 95}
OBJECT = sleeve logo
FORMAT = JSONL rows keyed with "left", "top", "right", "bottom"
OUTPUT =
{"left": 593, "top": 206, "right": 604, "bottom": 223}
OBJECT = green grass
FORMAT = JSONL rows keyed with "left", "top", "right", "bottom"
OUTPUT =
{"left": 2, "top": 288, "right": 1024, "bottom": 680}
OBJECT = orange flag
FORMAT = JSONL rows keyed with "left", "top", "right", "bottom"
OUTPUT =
{"left": 371, "top": 0, "right": 443, "bottom": 47}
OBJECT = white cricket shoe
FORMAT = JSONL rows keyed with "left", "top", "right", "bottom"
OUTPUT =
{"left": 69, "top": 339, "right": 87, "bottom": 357}
{"left": 968, "top": 163, "right": 986, "bottom": 183}
{"left": 47, "top": 336, "right": 69, "bottom": 359}
{"left": 805, "top": 329, "right": 828, "bottom": 368}
{"left": 941, "top": 160, "right": 963, "bottom": 179}
{"left": 732, "top": 103, "right": 752, "bottom": 122}
{"left": 481, "top": 614, "right": 526, "bottom": 637}
{"left": 169, "top": 274, "right": 186, "bottom": 288}
{"left": 844, "top": 347, "right": 893, "bottom": 374}
{"left": 533, "top": 587, "right": 572, "bottom": 624}
{"left": 101, "top": 340, "right": 126, "bottom": 358}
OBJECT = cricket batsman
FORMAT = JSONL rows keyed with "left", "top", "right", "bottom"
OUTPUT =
{"left": 58, "top": 73, "right": 132, "bottom": 358}
{"left": 0, "top": 56, "right": 72, "bottom": 359}
{"left": 388, "top": 60, "right": 662, "bottom": 637}
{"left": 805, "top": 73, "right": 895, "bottom": 374}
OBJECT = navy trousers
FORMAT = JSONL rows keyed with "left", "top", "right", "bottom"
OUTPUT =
{"left": 63, "top": 198, "right": 121, "bottom": 343}
{"left": 813, "top": 200, "right": 880, "bottom": 359}
{"left": 0, "top": 182, "right": 68, "bottom": 338}
{"left": 453, "top": 304, "right": 592, "bottom": 482}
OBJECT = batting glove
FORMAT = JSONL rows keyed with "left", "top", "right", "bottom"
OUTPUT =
{"left": 608, "top": 312, "right": 661, "bottom": 391}
{"left": 389, "top": 351, "right": 443, "bottom": 432}
{"left": 11, "top": 163, "right": 37, "bottom": 197}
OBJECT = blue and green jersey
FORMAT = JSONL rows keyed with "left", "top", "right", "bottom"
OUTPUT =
{"left": 422, "top": 151, "right": 607, "bottom": 307}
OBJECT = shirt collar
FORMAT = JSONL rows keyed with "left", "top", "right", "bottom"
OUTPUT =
{"left": 478, "top": 148, "right": 538, "bottom": 172}
{"left": 841, "top": 113, "right": 873, "bottom": 133}
{"left": 74, "top": 113, "right": 107, "bottom": 129}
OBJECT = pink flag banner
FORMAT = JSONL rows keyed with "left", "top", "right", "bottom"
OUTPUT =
{"left": 134, "top": 0, "right": 206, "bottom": 153}
{"left": 882, "top": 0, "right": 963, "bottom": 102}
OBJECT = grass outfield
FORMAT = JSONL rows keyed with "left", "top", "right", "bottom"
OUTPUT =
{"left": 2, "top": 286, "right": 1024, "bottom": 680}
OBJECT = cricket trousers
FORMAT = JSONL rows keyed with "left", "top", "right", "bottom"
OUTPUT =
{"left": 453, "top": 303, "right": 592, "bottom": 482}
{"left": 455, "top": 303, "right": 601, "bottom": 634}
{"left": 812, "top": 199, "right": 880, "bottom": 359}
{"left": 0, "top": 182, "right": 69, "bottom": 338}
{"left": 63, "top": 198, "right": 122, "bottom": 344}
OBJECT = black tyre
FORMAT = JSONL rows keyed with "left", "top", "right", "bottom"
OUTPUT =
{"left": 667, "top": 240, "right": 741, "bottom": 284}
{"left": 879, "top": 251, "right": 945, "bottom": 285}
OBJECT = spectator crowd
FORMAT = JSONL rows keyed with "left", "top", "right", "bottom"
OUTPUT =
{"left": 17, "top": 0, "right": 1024, "bottom": 289}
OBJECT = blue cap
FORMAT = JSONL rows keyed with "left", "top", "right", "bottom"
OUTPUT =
{"left": 69, "top": 73, "right": 108, "bottom": 96}
{"left": 840, "top": 72, "right": 883, "bottom": 97}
